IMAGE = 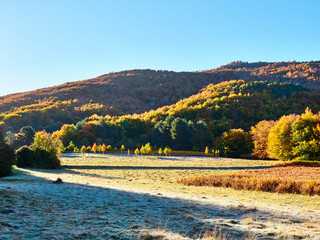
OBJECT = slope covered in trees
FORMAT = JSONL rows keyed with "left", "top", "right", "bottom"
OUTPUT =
{"left": 126, "top": 80, "right": 320, "bottom": 133}
{"left": 46, "top": 80, "right": 320, "bottom": 153}
{"left": 1, "top": 61, "right": 320, "bottom": 132}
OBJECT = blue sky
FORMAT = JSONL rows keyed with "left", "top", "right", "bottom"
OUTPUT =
{"left": 0, "top": 0, "right": 319, "bottom": 96}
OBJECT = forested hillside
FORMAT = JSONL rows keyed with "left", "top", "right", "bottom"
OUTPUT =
{"left": 42, "top": 80, "right": 320, "bottom": 151}
{"left": 126, "top": 80, "right": 320, "bottom": 133}
{"left": 1, "top": 61, "right": 320, "bottom": 132}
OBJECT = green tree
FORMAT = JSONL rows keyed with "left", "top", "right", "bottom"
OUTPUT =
{"left": 5, "top": 126, "right": 35, "bottom": 149}
{"left": 151, "top": 116, "right": 175, "bottom": 148}
{"left": 291, "top": 108, "right": 320, "bottom": 161}
{"left": 193, "top": 121, "right": 212, "bottom": 150}
{"left": 170, "top": 118, "right": 193, "bottom": 150}
{"left": 220, "top": 129, "right": 253, "bottom": 158}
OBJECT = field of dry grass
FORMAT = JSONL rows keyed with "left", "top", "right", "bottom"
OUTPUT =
{"left": 178, "top": 162, "right": 320, "bottom": 195}
{"left": 1, "top": 154, "right": 320, "bottom": 239}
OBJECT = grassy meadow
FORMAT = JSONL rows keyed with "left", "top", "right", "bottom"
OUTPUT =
{"left": 1, "top": 154, "right": 320, "bottom": 239}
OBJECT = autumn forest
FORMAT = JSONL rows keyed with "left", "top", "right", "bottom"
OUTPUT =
{"left": 1, "top": 61, "right": 320, "bottom": 162}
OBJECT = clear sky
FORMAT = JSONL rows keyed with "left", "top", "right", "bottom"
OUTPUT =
{"left": 0, "top": 0, "right": 319, "bottom": 96}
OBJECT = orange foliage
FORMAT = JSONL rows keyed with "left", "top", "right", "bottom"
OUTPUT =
{"left": 178, "top": 162, "right": 320, "bottom": 195}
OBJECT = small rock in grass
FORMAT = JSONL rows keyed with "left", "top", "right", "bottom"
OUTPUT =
{"left": 52, "top": 178, "right": 63, "bottom": 184}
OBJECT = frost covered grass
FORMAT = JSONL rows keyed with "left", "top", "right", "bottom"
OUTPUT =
{"left": 0, "top": 154, "right": 320, "bottom": 239}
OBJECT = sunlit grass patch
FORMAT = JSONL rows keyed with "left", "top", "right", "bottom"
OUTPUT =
{"left": 58, "top": 155, "right": 320, "bottom": 209}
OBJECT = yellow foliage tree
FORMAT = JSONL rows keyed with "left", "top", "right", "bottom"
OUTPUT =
{"left": 267, "top": 114, "right": 298, "bottom": 160}
{"left": 101, "top": 144, "right": 106, "bottom": 153}
{"left": 205, "top": 146, "right": 209, "bottom": 155}
{"left": 80, "top": 146, "right": 87, "bottom": 154}
{"left": 251, "top": 120, "right": 275, "bottom": 159}
{"left": 92, "top": 143, "right": 97, "bottom": 153}
{"left": 134, "top": 148, "right": 140, "bottom": 155}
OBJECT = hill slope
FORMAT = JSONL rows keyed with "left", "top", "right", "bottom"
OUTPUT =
{"left": 115, "top": 80, "right": 320, "bottom": 134}
{"left": 50, "top": 80, "right": 320, "bottom": 149}
{"left": 1, "top": 61, "right": 320, "bottom": 131}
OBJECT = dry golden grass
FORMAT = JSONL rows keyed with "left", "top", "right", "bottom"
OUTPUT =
{"left": 200, "top": 231, "right": 257, "bottom": 240}
{"left": 178, "top": 161, "right": 320, "bottom": 195}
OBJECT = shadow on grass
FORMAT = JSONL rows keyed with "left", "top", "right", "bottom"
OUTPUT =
{"left": 0, "top": 169, "right": 303, "bottom": 240}
{"left": 62, "top": 165, "right": 271, "bottom": 171}
{"left": 62, "top": 153, "right": 111, "bottom": 159}
{"left": 156, "top": 156, "right": 190, "bottom": 161}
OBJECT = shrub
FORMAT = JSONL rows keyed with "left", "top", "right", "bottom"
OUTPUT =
{"left": 16, "top": 146, "right": 34, "bottom": 168}
{"left": 15, "top": 131, "right": 63, "bottom": 169}
{"left": 73, "top": 147, "right": 80, "bottom": 153}
{"left": 32, "top": 148, "right": 61, "bottom": 169}
{"left": 16, "top": 146, "right": 61, "bottom": 169}
{"left": 0, "top": 143, "right": 15, "bottom": 177}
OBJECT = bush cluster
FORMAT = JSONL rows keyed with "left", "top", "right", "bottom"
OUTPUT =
{"left": 16, "top": 146, "right": 61, "bottom": 169}
{"left": 0, "top": 143, "right": 15, "bottom": 177}
{"left": 16, "top": 131, "right": 62, "bottom": 169}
